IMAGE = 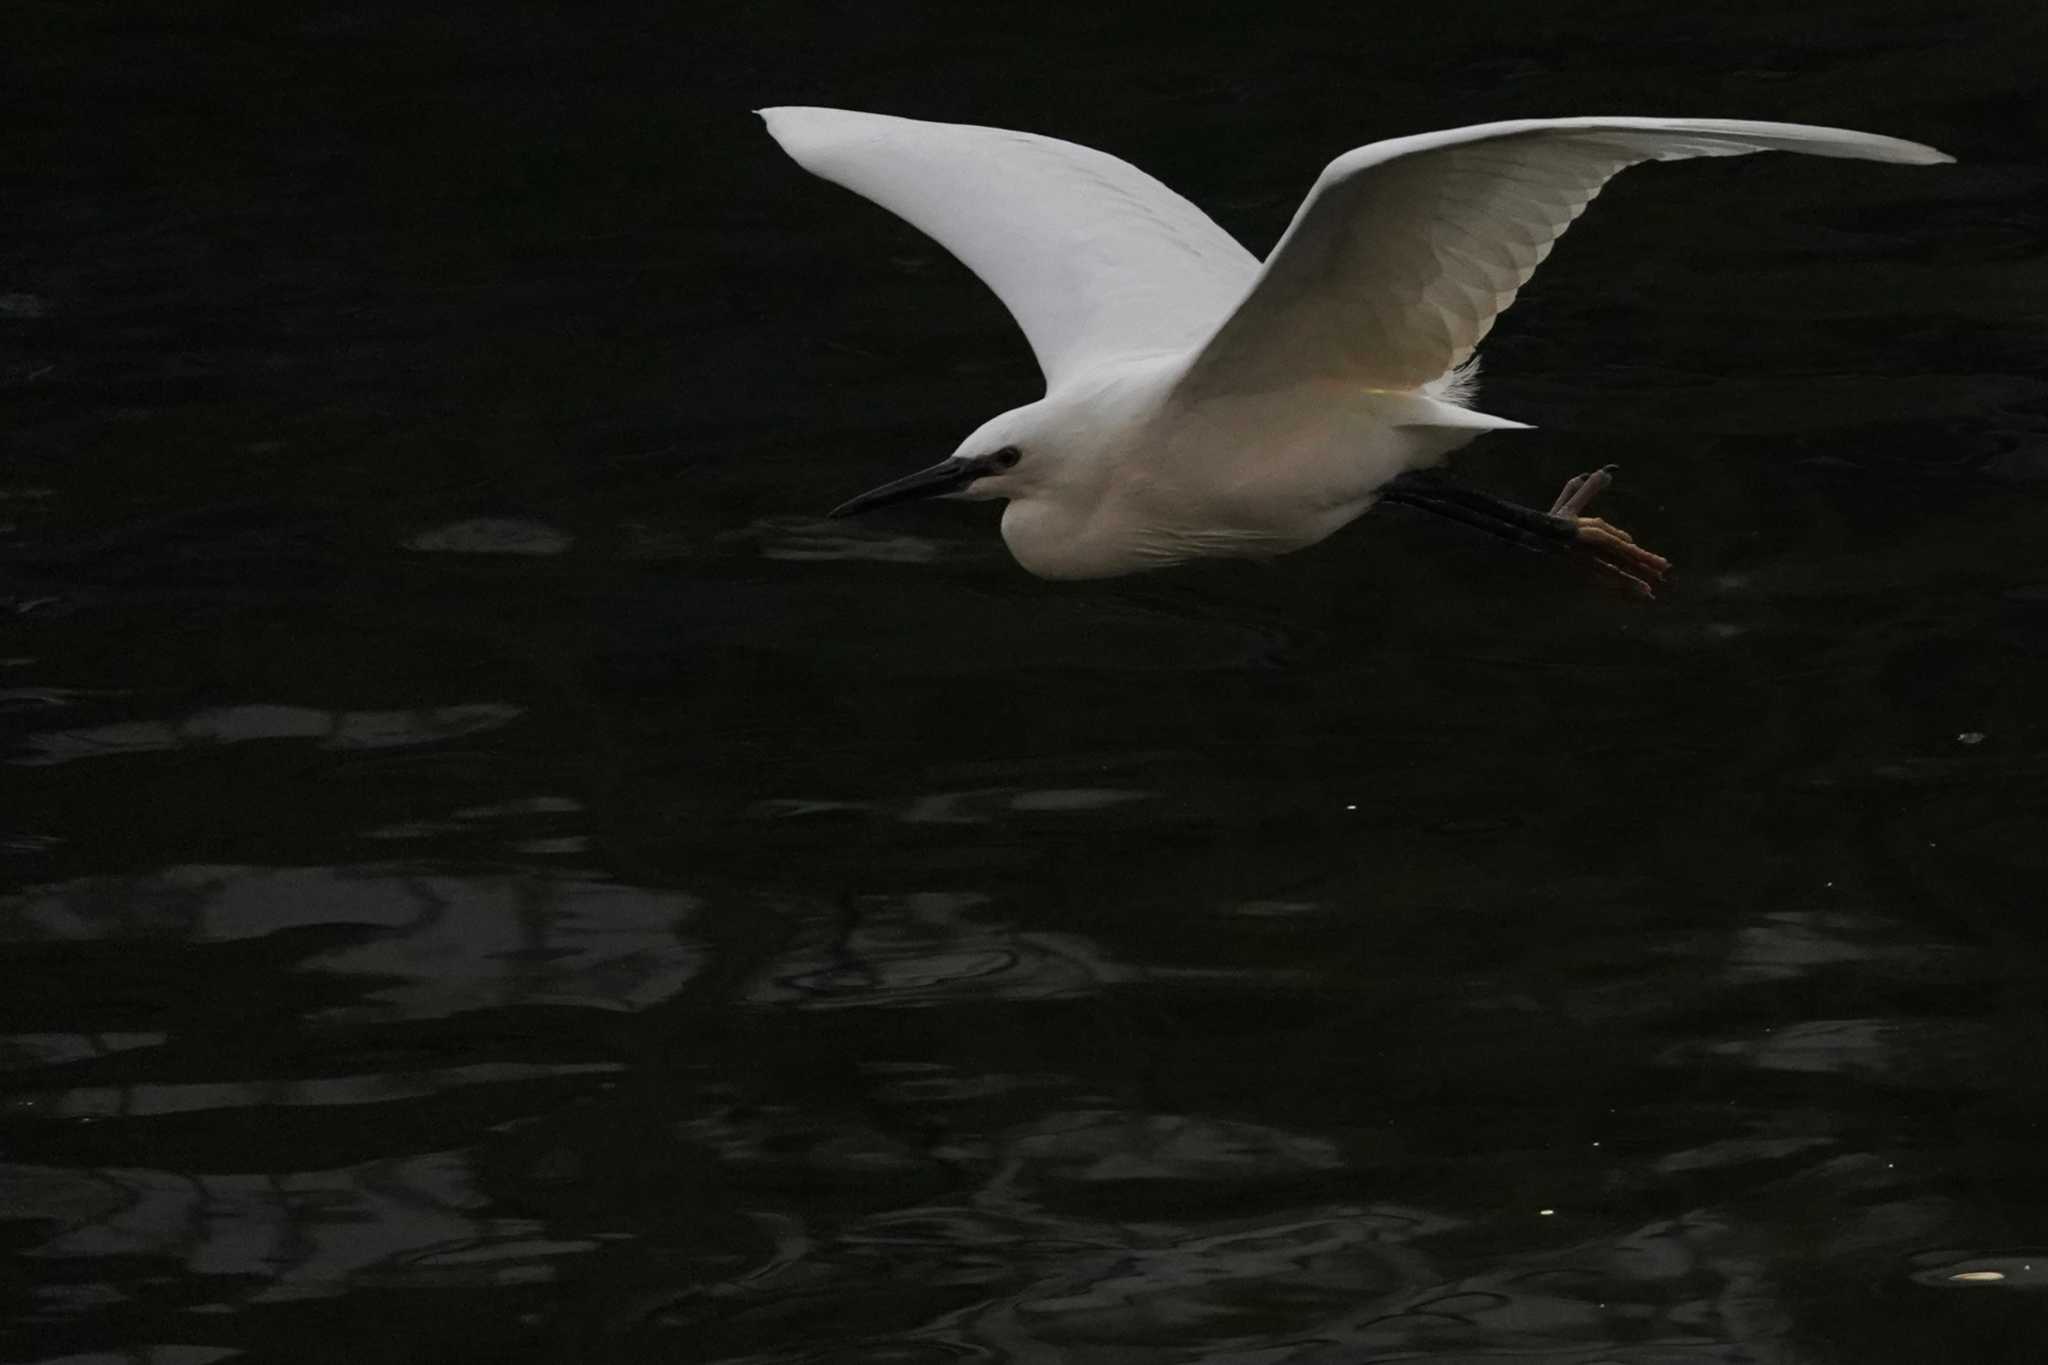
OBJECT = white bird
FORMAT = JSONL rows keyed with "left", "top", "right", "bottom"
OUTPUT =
{"left": 760, "top": 108, "right": 1949, "bottom": 593}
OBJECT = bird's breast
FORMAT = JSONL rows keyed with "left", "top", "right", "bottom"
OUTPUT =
{"left": 1000, "top": 497, "right": 1161, "bottom": 580}
{"left": 998, "top": 387, "right": 1461, "bottom": 580}
{"left": 999, "top": 473, "right": 1358, "bottom": 580}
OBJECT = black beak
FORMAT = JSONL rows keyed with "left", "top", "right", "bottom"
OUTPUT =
{"left": 829, "top": 456, "right": 981, "bottom": 519}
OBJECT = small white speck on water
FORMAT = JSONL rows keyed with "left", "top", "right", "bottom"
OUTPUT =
{"left": 1957, "top": 731, "right": 1985, "bottom": 745}
{"left": 1539, "top": 1208, "right": 1555, "bottom": 1216}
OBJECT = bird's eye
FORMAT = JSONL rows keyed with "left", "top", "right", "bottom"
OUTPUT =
{"left": 991, "top": 446, "right": 1021, "bottom": 469}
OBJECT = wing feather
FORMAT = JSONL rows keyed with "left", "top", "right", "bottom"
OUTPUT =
{"left": 1179, "top": 116, "right": 1951, "bottom": 398}
{"left": 760, "top": 107, "right": 1257, "bottom": 388}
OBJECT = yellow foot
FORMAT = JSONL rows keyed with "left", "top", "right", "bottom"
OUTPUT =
{"left": 1573, "top": 516, "right": 1671, "bottom": 598}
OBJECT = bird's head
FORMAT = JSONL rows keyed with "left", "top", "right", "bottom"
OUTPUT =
{"left": 828, "top": 405, "right": 1075, "bottom": 520}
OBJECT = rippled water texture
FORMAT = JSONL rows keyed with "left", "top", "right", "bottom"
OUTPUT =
{"left": 7, "top": 3, "right": 2048, "bottom": 1361}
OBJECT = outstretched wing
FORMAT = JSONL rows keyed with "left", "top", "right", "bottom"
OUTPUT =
{"left": 760, "top": 107, "right": 1257, "bottom": 389}
{"left": 1179, "top": 117, "right": 1951, "bottom": 399}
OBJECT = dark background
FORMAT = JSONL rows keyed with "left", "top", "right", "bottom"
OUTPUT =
{"left": 6, "top": 3, "right": 2048, "bottom": 1361}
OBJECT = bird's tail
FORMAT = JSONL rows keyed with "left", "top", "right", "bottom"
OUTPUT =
{"left": 1424, "top": 356, "right": 1482, "bottom": 408}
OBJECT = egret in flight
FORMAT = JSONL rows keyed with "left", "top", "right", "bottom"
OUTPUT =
{"left": 761, "top": 108, "right": 1948, "bottom": 594}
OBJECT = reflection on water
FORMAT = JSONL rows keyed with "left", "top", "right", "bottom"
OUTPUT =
{"left": 721, "top": 515, "right": 953, "bottom": 565}
{"left": 1911, "top": 1255, "right": 2048, "bottom": 1289}
{"left": 404, "top": 518, "right": 575, "bottom": 556}
{"left": 5, "top": 864, "right": 700, "bottom": 1020}
{"left": 13, "top": 703, "right": 525, "bottom": 767}
{"left": 6, "top": 583, "right": 2044, "bottom": 1365}
{"left": 753, "top": 891, "right": 1134, "bottom": 1008}
{"left": 17, "top": 1151, "right": 599, "bottom": 1309}
{"left": 7, "top": 815, "right": 2042, "bottom": 1361}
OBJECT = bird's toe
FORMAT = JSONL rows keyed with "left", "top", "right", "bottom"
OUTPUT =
{"left": 1549, "top": 464, "right": 1620, "bottom": 517}
{"left": 1573, "top": 517, "right": 1671, "bottom": 597}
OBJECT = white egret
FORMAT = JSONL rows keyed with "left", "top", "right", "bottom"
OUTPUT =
{"left": 760, "top": 108, "right": 1949, "bottom": 593}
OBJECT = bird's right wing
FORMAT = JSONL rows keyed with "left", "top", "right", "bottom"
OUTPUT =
{"left": 1177, "top": 117, "right": 1951, "bottom": 400}
{"left": 760, "top": 107, "right": 1258, "bottom": 391}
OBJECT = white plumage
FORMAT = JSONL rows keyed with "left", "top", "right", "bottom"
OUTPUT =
{"left": 763, "top": 107, "right": 1255, "bottom": 387}
{"left": 762, "top": 107, "right": 1949, "bottom": 584}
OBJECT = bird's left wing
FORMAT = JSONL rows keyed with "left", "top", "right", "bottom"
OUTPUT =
{"left": 1177, "top": 117, "right": 1951, "bottom": 400}
{"left": 760, "top": 107, "right": 1258, "bottom": 390}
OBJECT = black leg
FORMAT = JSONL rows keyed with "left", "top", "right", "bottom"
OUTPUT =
{"left": 1377, "top": 467, "right": 1670, "bottom": 597}
{"left": 1377, "top": 477, "right": 1567, "bottom": 551}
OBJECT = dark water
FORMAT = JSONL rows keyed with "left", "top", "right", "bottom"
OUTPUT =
{"left": 7, "top": 4, "right": 2048, "bottom": 1361}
